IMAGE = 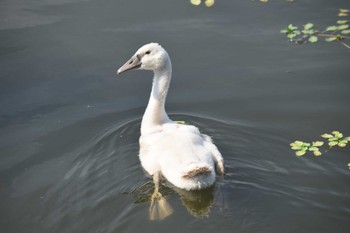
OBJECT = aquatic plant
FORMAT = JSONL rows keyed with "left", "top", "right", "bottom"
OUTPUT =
{"left": 281, "top": 9, "right": 350, "bottom": 49}
{"left": 290, "top": 131, "right": 350, "bottom": 169}
{"left": 190, "top": 0, "right": 215, "bottom": 7}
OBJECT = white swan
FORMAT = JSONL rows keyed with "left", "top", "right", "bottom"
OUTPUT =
{"left": 117, "top": 43, "right": 225, "bottom": 194}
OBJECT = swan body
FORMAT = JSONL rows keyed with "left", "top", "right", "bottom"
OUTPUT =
{"left": 117, "top": 43, "right": 224, "bottom": 191}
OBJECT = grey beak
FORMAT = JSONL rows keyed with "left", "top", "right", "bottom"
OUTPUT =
{"left": 117, "top": 55, "right": 142, "bottom": 75}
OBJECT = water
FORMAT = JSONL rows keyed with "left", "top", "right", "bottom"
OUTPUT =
{"left": 1, "top": 0, "right": 350, "bottom": 232}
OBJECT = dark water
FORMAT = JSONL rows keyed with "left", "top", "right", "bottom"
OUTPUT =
{"left": 1, "top": 0, "right": 350, "bottom": 232}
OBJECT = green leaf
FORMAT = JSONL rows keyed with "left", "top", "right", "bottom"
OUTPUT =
{"left": 287, "top": 33, "right": 296, "bottom": 39}
{"left": 339, "top": 9, "right": 350, "bottom": 13}
{"left": 288, "top": 24, "right": 298, "bottom": 30}
{"left": 296, "top": 150, "right": 306, "bottom": 156}
{"left": 313, "top": 150, "right": 322, "bottom": 156}
{"left": 175, "top": 120, "right": 186, "bottom": 124}
{"left": 332, "top": 131, "right": 340, "bottom": 135}
{"left": 338, "top": 13, "right": 348, "bottom": 17}
{"left": 308, "top": 36, "right": 318, "bottom": 43}
{"left": 336, "top": 34, "right": 344, "bottom": 40}
{"left": 337, "top": 20, "right": 348, "bottom": 24}
{"left": 326, "top": 26, "right": 338, "bottom": 31}
{"left": 293, "top": 141, "right": 304, "bottom": 145}
{"left": 304, "top": 23, "right": 314, "bottom": 30}
{"left": 341, "top": 30, "right": 350, "bottom": 34}
{"left": 308, "top": 146, "right": 318, "bottom": 151}
{"left": 312, "top": 141, "right": 324, "bottom": 147}
{"left": 190, "top": 0, "right": 201, "bottom": 6}
{"left": 337, "top": 24, "right": 349, "bottom": 30}
{"left": 345, "top": 137, "right": 350, "bottom": 141}
{"left": 334, "top": 132, "right": 343, "bottom": 138}
{"left": 204, "top": 0, "right": 215, "bottom": 7}
{"left": 338, "top": 142, "right": 347, "bottom": 147}
{"left": 325, "top": 37, "right": 337, "bottom": 42}
{"left": 302, "top": 29, "right": 315, "bottom": 35}
{"left": 329, "top": 141, "right": 338, "bottom": 147}
{"left": 321, "top": 133, "right": 333, "bottom": 138}
{"left": 329, "top": 137, "right": 338, "bottom": 141}
{"left": 280, "top": 29, "right": 288, "bottom": 33}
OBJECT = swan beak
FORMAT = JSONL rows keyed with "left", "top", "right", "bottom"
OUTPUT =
{"left": 117, "top": 55, "right": 142, "bottom": 75}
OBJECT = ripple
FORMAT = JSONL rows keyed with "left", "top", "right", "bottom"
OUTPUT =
{"left": 11, "top": 112, "right": 349, "bottom": 232}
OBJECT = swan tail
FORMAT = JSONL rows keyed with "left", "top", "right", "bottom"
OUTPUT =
{"left": 182, "top": 166, "right": 212, "bottom": 178}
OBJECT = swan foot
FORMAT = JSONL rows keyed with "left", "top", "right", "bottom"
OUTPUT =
{"left": 149, "top": 172, "right": 173, "bottom": 221}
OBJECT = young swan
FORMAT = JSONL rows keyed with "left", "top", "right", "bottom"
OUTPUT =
{"left": 117, "top": 43, "right": 224, "bottom": 217}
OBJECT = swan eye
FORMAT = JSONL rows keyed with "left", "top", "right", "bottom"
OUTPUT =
{"left": 145, "top": 51, "right": 151, "bottom": 55}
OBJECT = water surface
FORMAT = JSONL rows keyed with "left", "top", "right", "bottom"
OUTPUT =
{"left": 1, "top": 0, "right": 349, "bottom": 233}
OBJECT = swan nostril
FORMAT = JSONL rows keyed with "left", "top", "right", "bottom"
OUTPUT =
{"left": 129, "top": 60, "right": 133, "bottom": 64}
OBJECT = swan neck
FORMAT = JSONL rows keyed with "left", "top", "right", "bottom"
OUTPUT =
{"left": 141, "top": 65, "right": 172, "bottom": 134}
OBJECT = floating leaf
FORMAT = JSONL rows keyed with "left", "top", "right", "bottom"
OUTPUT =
{"left": 336, "top": 34, "right": 344, "bottom": 40}
{"left": 329, "top": 141, "right": 338, "bottom": 147}
{"left": 304, "top": 23, "right": 314, "bottom": 30}
{"left": 308, "top": 146, "right": 318, "bottom": 151}
{"left": 175, "top": 120, "right": 186, "bottom": 124}
{"left": 287, "top": 33, "right": 296, "bottom": 39}
{"left": 190, "top": 0, "right": 201, "bottom": 6}
{"left": 332, "top": 131, "right": 343, "bottom": 138}
{"left": 205, "top": 0, "right": 215, "bottom": 7}
{"left": 288, "top": 24, "right": 298, "bottom": 30}
{"left": 339, "top": 9, "right": 350, "bottom": 13}
{"left": 326, "top": 26, "right": 338, "bottom": 31}
{"left": 296, "top": 150, "right": 306, "bottom": 156}
{"left": 280, "top": 29, "right": 288, "bottom": 33}
{"left": 338, "top": 13, "right": 348, "bottom": 17}
{"left": 312, "top": 141, "right": 324, "bottom": 147}
{"left": 308, "top": 36, "right": 318, "bottom": 43}
{"left": 303, "top": 29, "right": 316, "bottom": 35}
{"left": 338, "top": 140, "right": 348, "bottom": 147}
{"left": 321, "top": 133, "right": 333, "bottom": 138}
{"left": 341, "top": 30, "right": 350, "bottom": 34}
{"left": 260, "top": 0, "right": 269, "bottom": 3}
{"left": 337, "top": 24, "right": 349, "bottom": 30}
{"left": 313, "top": 150, "right": 322, "bottom": 156}
{"left": 337, "top": 20, "right": 348, "bottom": 24}
{"left": 325, "top": 37, "right": 337, "bottom": 42}
{"left": 345, "top": 137, "right": 350, "bottom": 141}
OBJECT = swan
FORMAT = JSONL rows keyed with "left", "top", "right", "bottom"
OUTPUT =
{"left": 117, "top": 43, "right": 224, "bottom": 197}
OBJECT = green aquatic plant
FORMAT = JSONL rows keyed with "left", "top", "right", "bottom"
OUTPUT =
{"left": 281, "top": 9, "right": 350, "bottom": 49}
{"left": 290, "top": 131, "right": 350, "bottom": 169}
{"left": 290, "top": 140, "right": 323, "bottom": 156}
{"left": 321, "top": 131, "right": 350, "bottom": 148}
{"left": 190, "top": 0, "right": 215, "bottom": 7}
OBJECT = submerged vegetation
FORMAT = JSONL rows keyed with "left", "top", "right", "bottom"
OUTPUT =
{"left": 290, "top": 131, "right": 350, "bottom": 169}
{"left": 281, "top": 9, "right": 350, "bottom": 49}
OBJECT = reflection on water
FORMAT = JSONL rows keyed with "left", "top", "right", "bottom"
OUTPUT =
{"left": 132, "top": 179, "right": 219, "bottom": 220}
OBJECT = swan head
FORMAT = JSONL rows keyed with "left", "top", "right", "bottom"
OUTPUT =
{"left": 117, "top": 43, "right": 170, "bottom": 74}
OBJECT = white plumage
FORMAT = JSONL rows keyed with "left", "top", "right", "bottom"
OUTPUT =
{"left": 117, "top": 43, "right": 224, "bottom": 193}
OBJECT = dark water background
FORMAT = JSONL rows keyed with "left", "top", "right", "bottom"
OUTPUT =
{"left": 1, "top": 0, "right": 349, "bottom": 232}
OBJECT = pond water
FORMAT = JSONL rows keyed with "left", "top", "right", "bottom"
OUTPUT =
{"left": 1, "top": 0, "right": 349, "bottom": 232}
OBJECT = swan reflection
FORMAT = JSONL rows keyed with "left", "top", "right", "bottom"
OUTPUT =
{"left": 131, "top": 181, "right": 226, "bottom": 220}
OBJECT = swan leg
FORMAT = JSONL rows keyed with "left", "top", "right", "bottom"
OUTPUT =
{"left": 149, "top": 172, "right": 173, "bottom": 221}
